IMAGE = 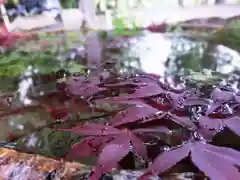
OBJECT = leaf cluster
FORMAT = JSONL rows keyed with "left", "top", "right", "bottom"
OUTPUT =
{"left": 42, "top": 72, "right": 240, "bottom": 180}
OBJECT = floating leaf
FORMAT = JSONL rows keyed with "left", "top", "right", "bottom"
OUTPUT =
{"left": 147, "top": 144, "right": 190, "bottom": 175}
{"left": 105, "top": 83, "right": 164, "bottom": 101}
{"left": 191, "top": 143, "right": 240, "bottom": 180}
{"left": 211, "top": 88, "right": 234, "bottom": 103}
{"left": 198, "top": 116, "right": 222, "bottom": 130}
{"left": 142, "top": 142, "right": 240, "bottom": 180}
{"left": 206, "top": 103, "right": 222, "bottom": 115}
{"left": 66, "top": 136, "right": 114, "bottom": 160}
{"left": 90, "top": 135, "right": 130, "bottom": 180}
{"left": 203, "top": 143, "right": 240, "bottom": 165}
{"left": 168, "top": 114, "right": 196, "bottom": 127}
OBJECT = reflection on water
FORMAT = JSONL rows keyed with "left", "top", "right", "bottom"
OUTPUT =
{"left": 128, "top": 32, "right": 172, "bottom": 75}
{"left": 124, "top": 31, "right": 240, "bottom": 76}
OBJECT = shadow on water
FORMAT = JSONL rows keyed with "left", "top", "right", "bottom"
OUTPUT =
{"left": 0, "top": 29, "right": 240, "bottom": 165}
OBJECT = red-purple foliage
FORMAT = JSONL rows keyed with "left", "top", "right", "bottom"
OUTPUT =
{"left": 140, "top": 142, "right": 240, "bottom": 180}
{"left": 4, "top": 71, "right": 240, "bottom": 180}
{"left": 54, "top": 72, "right": 240, "bottom": 179}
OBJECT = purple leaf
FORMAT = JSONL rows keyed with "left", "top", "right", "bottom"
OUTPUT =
{"left": 211, "top": 88, "right": 234, "bottom": 103}
{"left": 106, "top": 83, "right": 164, "bottom": 100}
{"left": 168, "top": 114, "right": 196, "bottom": 127}
{"left": 191, "top": 143, "right": 240, "bottom": 180}
{"left": 58, "top": 123, "right": 121, "bottom": 136}
{"left": 234, "top": 94, "right": 240, "bottom": 104}
{"left": 234, "top": 91, "right": 240, "bottom": 103}
{"left": 164, "top": 89, "right": 201, "bottom": 109}
{"left": 224, "top": 116, "right": 240, "bottom": 136}
{"left": 103, "top": 82, "right": 143, "bottom": 88}
{"left": 148, "top": 144, "right": 190, "bottom": 174}
{"left": 206, "top": 103, "right": 222, "bottom": 115}
{"left": 110, "top": 105, "right": 159, "bottom": 126}
{"left": 66, "top": 136, "right": 113, "bottom": 160}
{"left": 69, "top": 84, "right": 106, "bottom": 97}
{"left": 128, "top": 82, "right": 164, "bottom": 98}
{"left": 170, "top": 89, "right": 201, "bottom": 109}
{"left": 203, "top": 143, "right": 240, "bottom": 166}
{"left": 98, "top": 139, "right": 130, "bottom": 168}
{"left": 198, "top": 116, "right": 222, "bottom": 130}
{"left": 167, "top": 92, "right": 183, "bottom": 109}
{"left": 195, "top": 127, "right": 217, "bottom": 141}
{"left": 90, "top": 135, "right": 130, "bottom": 179}
{"left": 94, "top": 98, "right": 146, "bottom": 105}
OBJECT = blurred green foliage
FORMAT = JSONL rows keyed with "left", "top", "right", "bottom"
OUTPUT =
{"left": 168, "top": 20, "right": 240, "bottom": 76}
{"left": 112, "top": 15, "right": 139, "bottom": 36}
{"left": 0, "top": 50, "right": 84, "bottom": 76}
{"left": 211, "top": 20, "right": 240, "bottom": 53}
{"left": 60, "top": 0, "right": 78, "bottom": 8}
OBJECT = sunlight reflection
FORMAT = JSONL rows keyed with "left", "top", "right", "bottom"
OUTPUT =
{"left": 128, "top": 32, "right": 240, "bottom": 76}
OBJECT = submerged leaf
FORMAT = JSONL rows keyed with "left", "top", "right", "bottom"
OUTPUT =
{"left": 59, "top": 123, "right": 121, "bottom": 136}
